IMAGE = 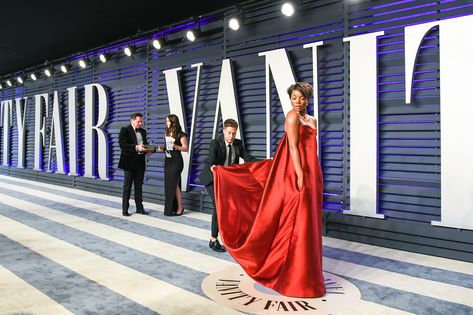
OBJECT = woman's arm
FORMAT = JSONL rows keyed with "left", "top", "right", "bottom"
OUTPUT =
{"left": 173, "top": 135, "right": 189, "bottom": 152}
{"left": 285, "top": 110, "right": 303, "bottom": 191}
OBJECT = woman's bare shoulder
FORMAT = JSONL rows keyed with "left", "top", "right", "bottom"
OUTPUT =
{"left": 286, "top": 109, "right": 300, "bottom": 121}
{"left": 284, "top": 110, "right": 300, "bottom": 131}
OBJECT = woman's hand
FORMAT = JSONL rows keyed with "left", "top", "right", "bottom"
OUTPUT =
{"left": 297, "top": 173, "right": 303, "bottom": 191}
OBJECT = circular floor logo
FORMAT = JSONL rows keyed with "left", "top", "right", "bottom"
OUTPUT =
{"left": 202, "top": 266, "right": 361, "bottom": 314}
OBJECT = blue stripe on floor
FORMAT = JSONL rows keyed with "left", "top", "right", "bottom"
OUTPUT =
{"left": 0, "top": 234, "right": 158, "bottom": 315}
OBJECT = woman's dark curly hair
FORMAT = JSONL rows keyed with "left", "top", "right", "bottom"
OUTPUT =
{"left": 287, "top": 82, "right": 313, "bottom": 100}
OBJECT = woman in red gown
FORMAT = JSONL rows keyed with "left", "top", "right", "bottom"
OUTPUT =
{"left": 213, "top": 82, "right": 325, "bottom": 298}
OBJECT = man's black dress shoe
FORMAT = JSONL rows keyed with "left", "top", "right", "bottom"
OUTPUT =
{"left": 209, "top": 239, "right": 226, "bottom": 252}
{"left": 136, "top": 209, "right": 149, "bottom": 215}
{"left": 122, "top": 210, "right": 130, "bottom": 217}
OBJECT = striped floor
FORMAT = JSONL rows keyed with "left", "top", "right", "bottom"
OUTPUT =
{"left": 0, "top": 174, "right": 472, "bottom": 315}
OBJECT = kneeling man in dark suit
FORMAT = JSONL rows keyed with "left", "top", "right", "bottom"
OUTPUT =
{"left": 200, "top": 118, "right": 259, "bottom": 252}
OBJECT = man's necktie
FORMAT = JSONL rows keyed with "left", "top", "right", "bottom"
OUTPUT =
{"left": 226, "top": 144, "right": 233, "bottom": 166}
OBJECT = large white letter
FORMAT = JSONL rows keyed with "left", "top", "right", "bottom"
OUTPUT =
{"left": 187, "top": 63, "right": 203, "bottom": 190}
{"left": 47, "top": 91, "right": 65, "bottom": 174}
{"left": 34, "top": 93, "right": 49, "bottom": 171}
{"left": 303, "top": 41, "right": 324, "bottom": 123}
{"left": 405, "top": 16, "right": 473, "bottom": 230}
{"left": 67, "top": 86, "right": 79, "bottom": 176}
{"left": 213, "top": 59, "right": 242, "bottom": 139}
{"left": 303, "top": 41, "right": 324, "bottom": 152}
{"left": 258, "top": 49, "right": 296, "bottom": 157}
{"left": 1, "top": 100, "right": 13, "bottom": 166}
{"left": 213, "top": 58, "right": 250, "bottom": 166}
{"left": 15, "top": 97, "right": 28, "bottom": 168}
{"left": 84, "top": 83, "right": 109, "bottom": 180}
{"left": 343, "top": 31, "right": 385, "bottom": 219}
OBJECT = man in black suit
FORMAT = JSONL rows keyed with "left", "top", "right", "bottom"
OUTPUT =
{"left": 118, "top": 112, "right": 152, "bottom": 216}
{"left": 200, "top": 118, "right": 259, "bottom": 252}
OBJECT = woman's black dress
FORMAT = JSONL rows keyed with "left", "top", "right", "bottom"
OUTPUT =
{"left": 164, "top": 132, "right": 186, "bottom": 216}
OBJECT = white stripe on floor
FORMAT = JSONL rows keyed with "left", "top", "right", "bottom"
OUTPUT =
{"left": 0, "top": 214, "right": 240, "bottom": 315}
{"left": 347, "top": 300, "right": 415, "bottom": 315}
{"left": 0, "top": 265, "right": 73, "bottom": 315}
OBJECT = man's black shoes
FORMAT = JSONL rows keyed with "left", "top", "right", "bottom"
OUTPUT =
{"left": 123, "top": 209, "right": 149, "bottom": 216}
{"left": 209, "top": 239, "right": 226, "bottom": 252}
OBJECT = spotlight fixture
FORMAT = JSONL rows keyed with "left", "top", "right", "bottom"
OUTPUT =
{"left": 44, "top": 68, "right": 53, "bottom": 77}
{"left": 228, "top": 17, "right": 240, "bottom": 31}
{"left": 60, "top": 63, "right": 71, "bottom": 73}
{"left": 99, "top": 53, "right": 111, "bottom": 63}
{"left": 151, "top": 38, "right": 164, "bottom": 50}
{"left": 124, "top": 46, "right": 136, "bottom": 57}
{"left": 30, "top": 72, "right": 38, "bottom": 81}
{"left": 6, "top": 79, "right": 12, "bottom": 87}
{"left": 16, "top": 76, "right": 23, "bottom": 84}
{"left": 281, "top": 2, "right": 295, "bottom": 16}
{"left": 186, "top": 29, "right": 197, "bottom": 42}
{"left": 78, "top": 58, "right": 88, "bottom": 69}
{"left": 0, "top": 83, "right": 2, "bottom": 89}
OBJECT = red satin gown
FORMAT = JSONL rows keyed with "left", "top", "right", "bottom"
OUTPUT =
{"left": 213, "top": 124, "right": 325, "bottom": 298}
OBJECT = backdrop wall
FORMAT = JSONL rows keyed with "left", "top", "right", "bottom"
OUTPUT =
{"left": 1, "top": 0, "right": 473, "bottom": 261}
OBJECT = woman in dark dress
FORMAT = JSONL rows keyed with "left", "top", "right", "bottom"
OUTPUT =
{"left": 161, "top": 114, "right": 188, "bottom": 216}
